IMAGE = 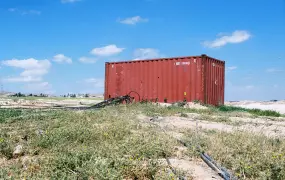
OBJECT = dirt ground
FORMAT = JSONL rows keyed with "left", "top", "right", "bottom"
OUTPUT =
{"left": 0, "top": 98, "right": 102, "bottom": 109}
{"left": 160, "top": 158, "right": 222, "bottom": 180}
{"left": 136, "top": 112, "right": 285, "bottom": 179}
{"left": 1, "top": 98, "right": 284, "bottom": 179}
{"left": 137, "top": 114, "right": 225, "bottom": 180}
{"left": 149, "top": 114, "right": 285, "bottom": 138}
{"left": 226, "top": 100, "right": 285, "bottom": 114}
{"left": 1, "top": 98, "right": 284, "bottom": 114}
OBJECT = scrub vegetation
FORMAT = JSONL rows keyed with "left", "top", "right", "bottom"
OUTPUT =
{"left": 0, "top": 103, "right": 284, "bottom": 179}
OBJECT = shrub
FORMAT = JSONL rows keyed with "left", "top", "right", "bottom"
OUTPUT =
{"left": 216, "top": 105, "right": 281, "bottom": 117}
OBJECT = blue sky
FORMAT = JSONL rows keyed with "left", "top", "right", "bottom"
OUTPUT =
{"left": 0, "top": 0, "right": 284, "bottom": 100}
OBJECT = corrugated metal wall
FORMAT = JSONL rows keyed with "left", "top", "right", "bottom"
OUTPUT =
{"left": 105, "top": 55, "right": 225, "bottom": 106}
{"left": 202, "top": 55, "right": 225, "bottom": 106}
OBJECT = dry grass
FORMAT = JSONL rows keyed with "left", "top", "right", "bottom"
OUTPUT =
{"left": 182, "top": 130, "right": 285, "bottom": 179}
{"left": 216, "top": 105, "right": 282, "bottom": 117}
{"left": 0, "top": 103, "right": 284, "bottom": 179}
{"left": 135, "top": 103, "right": 285, "bottom": 179}
{"left": 0, "top": 107, "right": 180, "bottom": 179}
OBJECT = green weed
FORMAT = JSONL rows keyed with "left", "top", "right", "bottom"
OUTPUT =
{"left": 0, "top": 106, "right": 179, "bottom": 179}
{"left": 183, "top": 130, "right": 285, "bottom": 179}
{"left": 0, "top": 109, "right": 24, "bottom": 123}
{"left": 216, "top": 105, "right": 281, "bottom": 117}
{"left": 1, "top": 103, "right": 284, "bottom": 179}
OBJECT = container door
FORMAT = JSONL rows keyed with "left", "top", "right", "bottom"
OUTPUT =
{"left": 115, "top": 65, "right": 124, "bottom": 97}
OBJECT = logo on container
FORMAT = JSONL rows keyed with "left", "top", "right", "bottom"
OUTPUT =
{"left": 175, "top": 62, "right": 190, "bottom": 66}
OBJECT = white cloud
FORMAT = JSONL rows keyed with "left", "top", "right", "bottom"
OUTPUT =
{"left": 24, "top": 82, "right": 53, "bottom": 93}
{"left": 243, "top": 76, "right": 253, "bottom": 80}
{"left": 84, "top": 78, "right": 104, "bottom": 88}
{"left": 266, "top": 68, "right": 283, "bottom": 73}
{"left": 203, "top": 30, "right": 251, "bottom": 48}
{"left": 4, "top": 76, "right": 42, "bottom": 83}
{"left": 2, "top": 59, "right": 50, "bottom": 69}
{"left": 226, "top": 81, "right": 255, "bottom": 91}
{"left": 227, "top": 66, "right": 237, "bottom": 70}
{"left": 107, "top": 57, "right": 121, "bottom": 62}
{"left": 53, "top": 54, "right": 72, "bottom": 64}
{"left": 20, "top": 69, "right": 48, "bottom": 77}
{"left": 8, "top": 8, "right": 17, "bottom": 12}
{"left": 22, "top": 10, "right": 41, "bottom": 15}
{"left": 226, "top": 81, "right": 285, "bottom": 101}
{"left": 79, "top": 57, "right": 98, "bottom": 64}
{"left": 225, "top": 81, "right": 258, "bottom": 101}
{"left": 61, "top": 0, "right": 81, "bottom": 3}
{"left": 118, "top": 16, "right": 148, "bottom": 25}
{"left": 133, "top": 48, "right": 163, "bottom": 60}
{"left": 8, "top": 8, "right": 41, "bottom": 15}
{"left": 2, "top": 58, "right": 51, "bottom": 83}
{"left": 245, "top": 85, "right": 254, "bottom": 89}
{"left": 90, "top": 45, "right": 125, "bottom": 56}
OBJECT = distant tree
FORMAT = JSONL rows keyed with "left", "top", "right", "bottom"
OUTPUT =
{"left": 29, "top": 94, "right": 33, "bottom": 96}
{"left": 14, "top": 92, "right": 26, "bottom": 97}
{"left": 85, "top": 94, "right": 89, "bottom": 98}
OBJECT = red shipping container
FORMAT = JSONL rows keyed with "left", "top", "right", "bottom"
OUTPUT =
{"left": 104, "top": 54, "right": 225, "bottom": 106}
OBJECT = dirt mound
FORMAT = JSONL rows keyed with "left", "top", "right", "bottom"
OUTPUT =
{"left": 157, "top": 102, "right": 208, "bottom": 110}
{"left": 185, "top": 102, "right": 208, "bottom": 110}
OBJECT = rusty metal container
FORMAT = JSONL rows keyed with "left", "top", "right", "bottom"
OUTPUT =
{"left": 104, "top": 54, "right": 225, "bottom": 106}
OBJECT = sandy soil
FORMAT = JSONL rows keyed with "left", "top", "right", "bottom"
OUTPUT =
{"left": 147, "top": 114, "right": 285, "bottom": 138}
{"left": 159, "top": 158, "right": 222, "bottom": 180}
{"left": 2, "top": 98, "right": 284, "bottom": 179}
{"left": 138, "top": 115, "right": 235, "bottom": 179}
{"left": 158, "top": 102, "right": 208, "bottom": 110}
{"left": 0, "top": 98, "right": 102, "bottom": 109}
{"left": 138, "top": 112, "right": 285, "bottom": 179}
{"left": 226, "top": 100, "right": 285, "bottom": 114}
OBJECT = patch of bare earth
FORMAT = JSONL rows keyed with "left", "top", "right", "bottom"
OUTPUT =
{"left": 157, "top": 102, "right": 208, "bottom": 110}
{"left": 137, "top": 111, "right": 285, "bottom": 179}
{"left": 166, "top": 117, "right": 285, "bottom": 137}
{"left": 0, "top": 157, "right": 8, "bottom": 167}
{"left": 145, "top": 113, "right": 285, "bottom": 138}
{"left": 137, "top": 114, "right": 223, "bottom": 179}
{"left": 0, "top": 98, "right": 102, "bottom": 109}
{"left": 226, "top": 100, "right": 285, "bottom": 114}
{"left": 168, "top": 159, "right": 221, "bottom": 180}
